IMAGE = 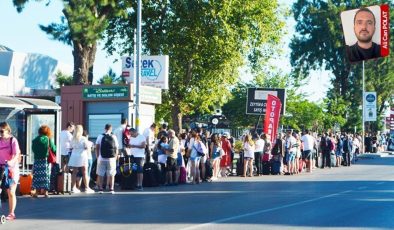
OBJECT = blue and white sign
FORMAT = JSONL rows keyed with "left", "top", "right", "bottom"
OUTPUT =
{"left": 122, "top": 55, "right": 169, "bottom": 89}
{"left": 364, "top": 92, "right": 377, "bottom": 122}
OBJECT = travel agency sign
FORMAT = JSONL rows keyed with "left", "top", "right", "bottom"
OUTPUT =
{"left": 122, "top": 55, "right": 169, "bottom": 89}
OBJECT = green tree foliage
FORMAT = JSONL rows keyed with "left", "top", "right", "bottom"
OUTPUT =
{"left": 13, "top": 0, "right": 130, "bottom": 85}
{"left": 96, "top": 68, "right": 124, "bottom": 85}
{"left": 104, "top": 0, "right": 284, "bottom": 131}
{"left": 291, "top": 0, "right": 394, "bottom": 132}
{"left": 55, "top": 71, "right": 73, "bottom": 87}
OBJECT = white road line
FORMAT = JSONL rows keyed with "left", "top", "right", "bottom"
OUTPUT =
{"left": 181, "top": 190, "right": 353, "bottom": 230}
{"left": 357, "top": 186, "right": 367, "bottom": 190}
{"left": 376, "top": 182, "right": 385, "bottom": 185}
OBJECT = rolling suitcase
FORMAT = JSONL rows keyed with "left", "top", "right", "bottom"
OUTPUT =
{"left": 236, "top": 152, "right": 244, "bottom": 176}
{"left": 271, "top": 160, "right": 281, "bottom": 175}
{"left": 143, "top": 162, "right": 159, "bottom": 187}
{"left": 179, "top": 167, "right": 187, "bottom": 184}
{"left": 262, "top": 161, "right": 271, "bottom": 175}
{"left": 19, "top": 155, "right": 33, "bottom": 196}
{"left": 49, "top": 163, "right": 60, "bottom": 193}
{"left": 57, "top": 172, "right": 72, "bottom": 194}
{"left": 120, "top": 156, "right": 137, "bottom": 190}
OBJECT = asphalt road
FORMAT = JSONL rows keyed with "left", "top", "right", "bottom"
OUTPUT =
{"left": 2, "top": 156, "right": 394, "bottom": 230}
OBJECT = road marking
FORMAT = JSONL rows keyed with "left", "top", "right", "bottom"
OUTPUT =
{"left": 181, "top": 190, "right": 352, "bottom": 230}
{"left": 357, "top": 186, "right": 367, "bottom": 190}
{"left": 376, "top": 182, "right": 385, "bottom": 185}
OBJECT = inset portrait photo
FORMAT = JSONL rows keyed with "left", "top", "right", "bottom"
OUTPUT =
{"left": 341, "top": 5, "right": 390, "bottom": 63}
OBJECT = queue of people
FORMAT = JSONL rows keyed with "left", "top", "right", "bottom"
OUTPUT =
{"left": 1, "top": 117, "right": 393, "bottom": 223}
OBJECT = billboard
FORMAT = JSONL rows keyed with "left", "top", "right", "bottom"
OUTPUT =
{"left": 341, "top": 5, "right": 390, "bottom": 63}
{"left": 122, "top": 55, "right": 169, "bottom": 89}
{"left": 246, "top": 88, "right": 286, "bottom": 115}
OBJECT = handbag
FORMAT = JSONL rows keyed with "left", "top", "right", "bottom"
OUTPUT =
{"left": 47, "top": 138, "right": 56, "bottom": 164}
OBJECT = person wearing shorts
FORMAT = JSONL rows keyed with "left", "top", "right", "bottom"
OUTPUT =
{"left": 285, "top": 130, "right": 297, "bottom": 175}
{"left": 166, "top": 130, "right": 179, "bottom": 185}
{"left": 128, "top": 128, "right": 147, "bottom": 191}
{"left": 0, "top": 122, "right": 21, "bottom": 220}
{"left": 95, "top": 124, "right": 119, "bottom": 194}
{"left": 301, "top": 130, "right": 315, "bottom": 173}
{"left": 59, "top": 122, "right": 74, "bottom": 172}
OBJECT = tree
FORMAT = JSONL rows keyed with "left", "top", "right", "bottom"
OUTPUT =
{"left": 13, "top": 0, "right": 130, "bottom": 85}
{"left": 104, "top": 0, "right": 285, "bottom": 132}
{"left": 290, "top": 0, "right": 394, "bottom": 132}
{"left": 96, "top": 68, "right": 124, "bottom": 85}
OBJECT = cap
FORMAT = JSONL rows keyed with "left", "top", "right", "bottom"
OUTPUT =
{"left": 222, "top": 132, "right": 230, "bottom": 137}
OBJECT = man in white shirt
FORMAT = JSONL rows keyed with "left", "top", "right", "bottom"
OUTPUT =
{"left": 95, "top": 124, "right": 119, "bottom": 194}
{"left": 143, "top": 123, "right": 156, "bottom": 162}
{"left": 285, "top": 130, "right": 297, "bottom": 175}
{"left": 114, "top": 118, "right": 129, "bottom": 156}
{"left": 129, "top": 128, "right": 146, "bottom": 191}
{"left": 59, "top": 121, "right": 75, "bottom": 172}
{"left": 301, "top": 130, "right": 315, "bottom": 173}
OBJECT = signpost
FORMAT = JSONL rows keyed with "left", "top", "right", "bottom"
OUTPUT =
{"left": 246, "top": 88, "right": 286, "bottom": 115}
{"left": 364, "top": 92, "right": 377, "bottom": 122}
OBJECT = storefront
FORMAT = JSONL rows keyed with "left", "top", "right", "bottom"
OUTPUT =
{"left": 0, "top": 96, "right": 61, "bottom": 165}
{"left": 61, "top": 84, "right": 161, "bottom": 140}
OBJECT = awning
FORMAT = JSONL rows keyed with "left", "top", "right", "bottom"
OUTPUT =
{"left": 0, "top": 96, "right": 33, "bottom": 109}
{"left": 0, "top": 96, "right": 60, "bottom": 110}
{"left": 19, "top": 97, "right": 60, "bottom": 110}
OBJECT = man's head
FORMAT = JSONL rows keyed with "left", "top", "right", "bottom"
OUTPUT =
{"left": 129, "top": 128, "right": 138, "bottom": 137}
{"left": 66, "top": 121, "right": 75, "bottom": 132}
{"left": 168, "top": 129, "right": 176, "bottom": 138}
{"left": 104, "top": 124, "right": 112, "bottom": 133}
{"left": 150, "top": 123, "right": 156, "bottom": 131}
{"left": 121, "top": 118, "right": 127, "bottom": 125}
{"left": 353, "top": 7, "right": 376, "bottom": 44}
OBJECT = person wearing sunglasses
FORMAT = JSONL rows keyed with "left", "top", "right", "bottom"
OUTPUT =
{"left": 0, "top": 122, "right": 21, "bottom": 220}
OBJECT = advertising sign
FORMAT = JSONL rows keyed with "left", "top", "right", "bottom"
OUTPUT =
{"left": 122, "top": 55, "right": 169, "bottom": 89}
{"left": 341, "top": 5, "right": 390, "bottom": 63}
{"left": 364, "top": 92, "right": 377, "bottom": 121}
{"left": 263, "top": 95, "right": 282, "bottom": 144}
{"left": 246, "top": 88, "right": 286, "bottom": 115}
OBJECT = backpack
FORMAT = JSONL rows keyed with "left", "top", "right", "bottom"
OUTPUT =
{"left": 122, "top": 128, "right": 131, "bottom": 147}
{"left": 328, "top": 138, "right": 335, "bottom": 152}
{"left": 100, "top": 133, "right": 117, "bottom": 158}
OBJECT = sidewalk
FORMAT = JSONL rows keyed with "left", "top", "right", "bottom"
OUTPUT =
{"left": 357, "top": 151, "right": 394, "bottom": 159}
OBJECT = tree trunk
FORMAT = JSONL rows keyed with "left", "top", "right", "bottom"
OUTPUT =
{"left": 72, "top": 41, "right": 97, "bottom": 85}
{"left": 171, "top": 104, "right": 182, "bottom": 134}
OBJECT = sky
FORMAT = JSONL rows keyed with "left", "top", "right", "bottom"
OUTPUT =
{"left": 0, "top": 0, "right": 331, "bottom": 102}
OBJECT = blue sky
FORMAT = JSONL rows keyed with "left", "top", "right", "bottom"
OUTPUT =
{"left": 0, "top": 0, "right": 330, "bottom": 101}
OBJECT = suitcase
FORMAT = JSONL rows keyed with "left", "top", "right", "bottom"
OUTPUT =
{"left": 179, "top": 167, "right": 187, "bottom": 184}
{"left": 120, "top": 156, "right": 137, "bottom": 190}
{"left": 271, "top": 160, "right": 281, "bottom": 175}
{"left": 205, "top": 160, "right": 213, "bottom": 179}
{"left": 49, "top": 163, "right": 60, "bottom": 193}
{"left": 236, "top": 152, "right": 244, "bottom": 176}
{"left": 57, "top": 172, "right": 72, "bottom": 194}
{"left": 143, "top": 162, "right": 159, "bottom": 187}
{"left": 330, "top": 154, "right": 336, "bottom": 167}
{"left": 19, "top": 155, "right": 33, "bottom": 196}
{"left": 262, "top": 161, "right": 271, "bottom": 175}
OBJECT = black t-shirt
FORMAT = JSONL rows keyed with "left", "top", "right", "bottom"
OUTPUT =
{"left": 346, "top": 42, "right": 381, "bottom": 62}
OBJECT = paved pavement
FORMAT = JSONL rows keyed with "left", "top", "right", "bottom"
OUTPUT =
{"left": 2, "top": 155, "right": 394, "bottom": 230}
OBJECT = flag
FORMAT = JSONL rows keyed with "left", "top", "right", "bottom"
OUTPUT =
{"left": 263, "top": 94, "right": 282, "bottom": 144}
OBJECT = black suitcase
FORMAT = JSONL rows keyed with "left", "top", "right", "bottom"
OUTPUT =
{"left": 50, "top": 163, "right": 60, "bottom": 193}
{"left": 143, "top": 162, "right": 160, "bottom": 187}
{"left": 236, "top": 152, "right": 244, "bottom": 176}
{"left": 271, "top": 160, "right": 281, "bottom": 175}
{"left": 262, "top": 161, "right": 271, "bottom": 175}
{"left": 205, "top": 160, "right": 213, "bottom": 179}
{"left": 120, "top": 156, "right": 137, "bottom": 190}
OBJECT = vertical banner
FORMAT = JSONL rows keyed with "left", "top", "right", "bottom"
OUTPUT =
{"left": 263, "top": 94, "right": 282, "bottom": 144}
{"left": 380, "top": 4, "right": 390, "bottom": 57}
{"left": 364, "top": 92, "right": 377, "bottom": 121}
